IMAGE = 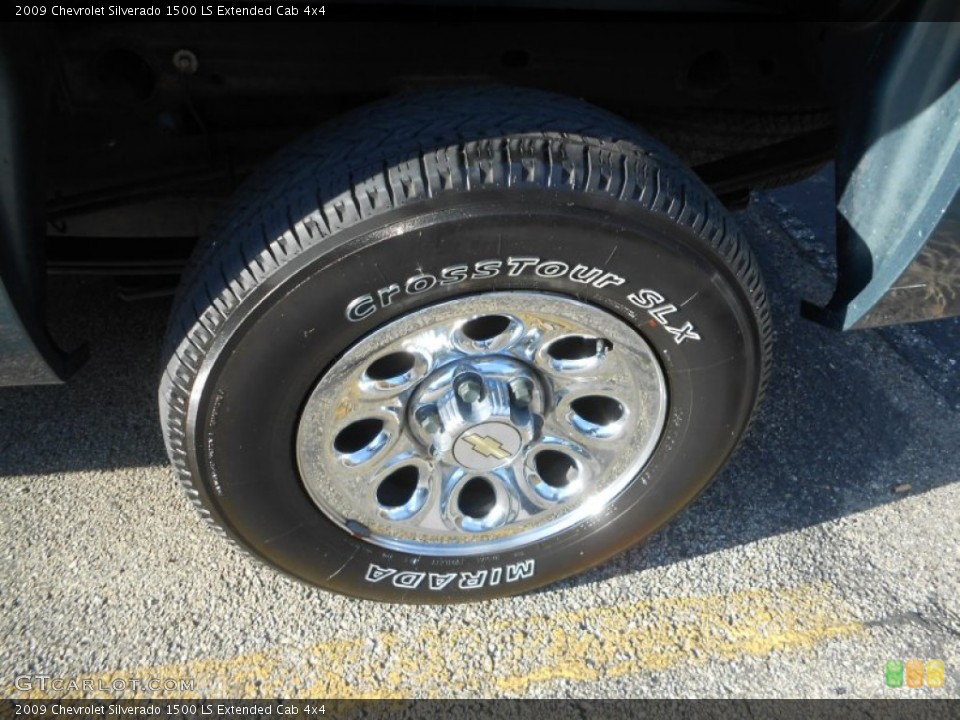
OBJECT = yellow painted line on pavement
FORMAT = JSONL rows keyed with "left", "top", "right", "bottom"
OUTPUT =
{"left": 8, "top": 582, "right": 864, "bottom": 698}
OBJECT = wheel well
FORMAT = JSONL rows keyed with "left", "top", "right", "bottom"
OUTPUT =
{"left": 42, "top": 20, "right": 831, "bottom": 248}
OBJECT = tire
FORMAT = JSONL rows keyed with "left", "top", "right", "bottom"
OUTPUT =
{"left": 159, "top": 86, "right": 772, "bottom": 604}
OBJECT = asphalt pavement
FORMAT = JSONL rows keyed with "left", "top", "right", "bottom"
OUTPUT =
{"left": 1, "top": 168, "right": 958, "bottom": 698}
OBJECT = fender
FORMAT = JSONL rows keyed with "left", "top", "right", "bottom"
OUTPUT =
{"left": 804, "top": 12, "right": 960, "bottom": 330}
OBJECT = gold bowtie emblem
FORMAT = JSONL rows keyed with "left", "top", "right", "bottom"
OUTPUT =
{"left": 462, "top": 433, "right": 511, "bottom": 459}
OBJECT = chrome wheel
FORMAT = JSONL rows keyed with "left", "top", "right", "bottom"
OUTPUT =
{"left": 297, "top": 292, "right": 668, "bottom": 556}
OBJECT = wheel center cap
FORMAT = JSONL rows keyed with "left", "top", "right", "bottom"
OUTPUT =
{"left": 453, "top": 422, "right": 524, "bottom": 470}
{"left": 407, "top": 356, "right": 542, "bottom": 471}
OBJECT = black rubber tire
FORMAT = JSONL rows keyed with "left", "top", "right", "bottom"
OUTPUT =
{"left": 159, "top": 86, "right": 772, "bottom": 604}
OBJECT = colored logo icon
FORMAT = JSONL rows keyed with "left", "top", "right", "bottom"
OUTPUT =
{"left": 926, "top": 659, "right": 945, "bottom": 688}
{"left": 886, "top": 658, "right": 946, "bottom": 688}
{"left": 885, "top": 659, "right": 904, "bottom": 688}
{"left": 906, "top": 659, "right": 924, "bottom": 688}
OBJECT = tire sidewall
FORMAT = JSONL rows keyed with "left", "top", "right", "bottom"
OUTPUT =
{"left": 185, "top": 188, "right": 762, "bottom": 603}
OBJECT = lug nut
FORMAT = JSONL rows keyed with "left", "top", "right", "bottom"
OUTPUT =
{"left": 416, "top": 406, "right": 443, "bottom": 435}
{"left": 509, "top": 378, "right": 533, "bottom": 407}
{"left": 455, "top": 376, "right": 484, "bottom": 404}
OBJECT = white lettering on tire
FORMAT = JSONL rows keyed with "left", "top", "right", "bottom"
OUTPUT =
{"left": 627, "top": 289, "right": 702, "bottom": 344}
{"left": 364, "top": 560, "right": 537, "bottom": 591}
{"left": 344, "top": 258, "right": 700, "bottom": 344}
{"left": 345, "top": 257, "right": 625, "bottom": 321}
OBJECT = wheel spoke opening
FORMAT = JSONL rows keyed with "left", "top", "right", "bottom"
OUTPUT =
{"left": 333, "top": 418, "right": 389, "bottom": 464}
{"left": 454, "top": 314, "right": 521, "bottom": 354}
{"left": 334, "top": 418, "right": 382, "bottom": 453}
{"left": 528, "top": 445, "right": 584, "bottom": 503}
{"left": 366, "top": 351, "right": 416, "bottom": 382}
{"left": 569, "top": 395, "right": 626, "bottom": 438}
{"left": 545, "top": 335, "right": 612, "bottom": 368}
{"left": 376, "top": 465, "right": 420, "bottom": 507}
{"left": 461, "top": 315, "right": 512, "bottom": 342}
{"left": 360, "top": 350, "right": 425, "bottom": 393}
{"left": 535, "top": 449, "right": 578, "bottom": 488}
{"left": 457, "top": 476, "right": 497, "bottom": 519}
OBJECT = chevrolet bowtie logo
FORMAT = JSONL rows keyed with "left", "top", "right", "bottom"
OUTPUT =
{"left": 462, "top": 433, "right": 511, "bottom": 459}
